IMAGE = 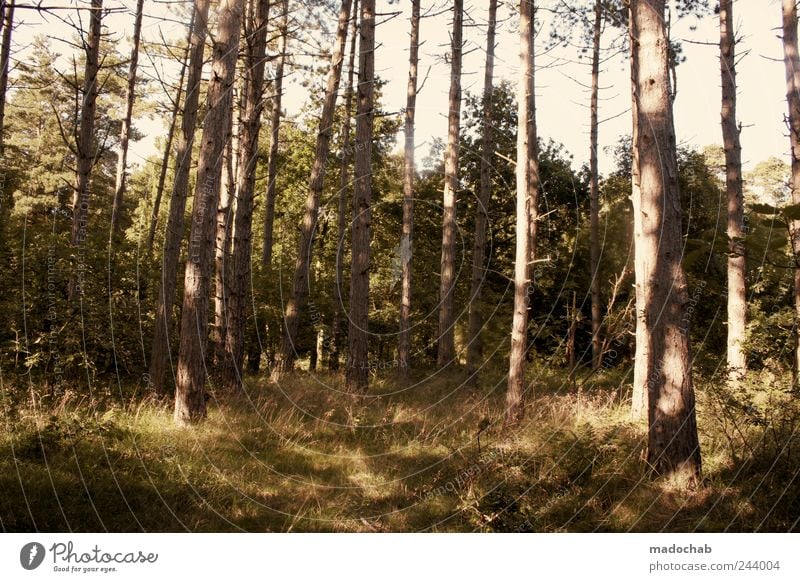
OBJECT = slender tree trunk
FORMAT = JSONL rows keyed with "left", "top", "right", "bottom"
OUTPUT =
{"left": 588, "top": 0, "right": 602, "bottom": 371}
{"left": 271, "top": 0, "right": 353, "bottom": 380}
{"left": 465, "top": 0, "right": 498, "bottom": 383}
{"left": 398, "top": 0, "right": 420, "bottom": 375}
{"left": 146, "top": 10, "right": 194, "bottom": 254}
{"left": 0, "top": 0, "right": 15, "bottom": 157}
{"left": 149, "top": 0, "right": 212, "bottom": 395}
{"left": 68, "top": 0, "right": 102, "bottom": 302}
{"left": 261, "top": 0, "right": 289, "bottom": 269}
{"left": 110, "top": 0, "right": 144, "bottom": 237}
{"left": 223, "top": 0, "right": 271, "bottom": 392}
{"left": 437, "top": 0, "right": 464, "bottom": 368}
{"left": 506, "top": 0, "right": 538, "bottom": 426}
{"left": 720, "top": 0, "right": 746, "bottom": 385}
{"left": 345, "top": 0, "right": 374, "bottom": 393}
{"left": 174, "top": 0, "right": 244, "bottom": 424}
{"left": 782, "top": 0, "right": 800, "bottom": 388}
{"left": 330, "top": 0, "right": 358, "bottom": 372}
{"left": 631, "top": 0, "right": 701, "bottom": 482}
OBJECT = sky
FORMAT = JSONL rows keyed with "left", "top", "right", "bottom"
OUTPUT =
{"left": 9, "top": 0, "right": 791, "bottom": 177}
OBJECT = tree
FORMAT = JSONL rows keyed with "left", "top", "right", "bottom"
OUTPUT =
{"left": 506, "top": 0, "right": 538, "bottom": 425}
{"left": 261, "top": 0, "right": 289, "bottom": 268}
{"left": 68, "top": 0, "right": 103, "bottom": 301}
{"left": 630, "top": 0, "right": 701, "bottom": 482}
{"left": 398, "top": 0, "right": 420, "bottom": 375}
{"left": 174, "top": 0, "right": 244, "bottom": 424}
{"left": 271, "top": 0, "right": 353, "bottom": 380}
{"left": 330, "top": 0, "right": 358, "bottom": 371}
{"left": 588, "top": 0, "right": 602, "bottom": 370}
{"left": 720, "top": 0, "right": 746, "bottom": 384}
{"left": 437, "top": 0, "right": 464, "bottom": 367}
{"left": 782, "top": 0, "right": 800, "bottom": 387}
{"left": 346, "top": 0, "right": 374, "bottom": 393}
{"left": 109, "top": 0, "right": 144, "bottom": 237}
{"left": 0, "top": 0, "right": 15, "bottom": 156}
{"left": 223, "top": 0, "right": 271, "bottom": 392}
{"left": 465, "top": 0, "right": 498, "bottom": 383}
{"left": 149, "top": 0, "right": 212, "bottom": 395}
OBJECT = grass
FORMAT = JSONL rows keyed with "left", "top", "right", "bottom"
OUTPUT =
{"left": 0, "top": 365, "right": 797, "bottom": 532}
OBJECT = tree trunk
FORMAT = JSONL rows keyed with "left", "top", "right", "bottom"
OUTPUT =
{"left": 223, "top": 0, "right": 271, "bottom": 392}
{"left": 146, "top": 9, "right": 194, "bottom": 255}
{"left": 630, "top": 0, "right": 701, "bottom": 483}
{"left": 261, "top": 0, "right": 289, "bottom": 269}
{"left": 174, "top": 0, "right": 243, "bottom": 424}
{"left": 149, "top": 0, "right": 212, "bottom": 396}
{"left": 0, "top": 0, "right": 15, "bottom": 157}
{"left": 330, "top": 0, "right": 358, "bottom": 372}
{"left": 398, "top": 0, "right": 420, "bottom": 376}
{"left": 465, "top": 0, "right": 497, "bottom": 383}
{"left": 720, "top": 0, "right": 746, "bottom": 385}
{"left": 506, "top": 0, "right": 538, "bottom": 426}
{"left": 271, "top": 0, "right": 353, "bottom": 380}
{"left": 437, "top": 0, "right": 464, "bottom": 368}
{"left": 588, "top": 0, "right": 602, "bottom": 371}
{"left": 110, "top": 0, "right": 144, "bottom": 237}
{"left": 345, "top": 0, "right": 374, "bottom": 393}
{"left": 782, "top": 0, "right": 800, "bottom": 388}
{"left": 68, "top": 0, "right": 102, "bottom": 302}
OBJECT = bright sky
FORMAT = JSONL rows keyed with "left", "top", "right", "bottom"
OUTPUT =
{"left": 10, "top": 0, "right": 791, "bottom": 176}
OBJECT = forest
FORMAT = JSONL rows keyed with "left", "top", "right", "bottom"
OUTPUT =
{"left": 0, "top": 0, "right": 798, "bottom": 533}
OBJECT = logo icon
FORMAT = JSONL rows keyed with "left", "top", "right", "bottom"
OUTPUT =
{"left": 20, "top": 542, "right": 46, "bottom": 570}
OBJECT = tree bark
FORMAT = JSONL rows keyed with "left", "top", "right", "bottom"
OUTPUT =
{"left": 149, "top": 0, "right": 212, "bottom": 395}
{"left": 465, "top": 0, "right": 497, "bottom": 383}
{"left": 345, "top": 0, "right": 374, "bottom": 393}
{"left": 0, "top": 0, "right": 15, "bottom": 157}
{"left": 506, "top": 0, "right": 538, "bottom": 426}
{"left": 330, "top": 0, "right": 358, "bottom": 372}
{"left": 223, "top": 0, "right": 271, "bottom": 392}
{"left": 630, "top": 0, "right": 701, "bottom": 482}
{"left": 110, "top": 0, "right": 144, "bottom": 237}
{"left": 437, "top": 0, "right": 464, "bottom": 368}
{"left": 588, "top": 0, "right": 602, "bottom": 371}
{"left": 720, "top": 0, "right": 746, "bottom": 385}
{"left": 68, "top": 0, "right": 102, "bottom": 302}
{"left": 174, "top": 0, "right": 243, "bottom": 424}
{"left": 146, "top": 9, "right": 194, "bottom": 254}
{"left": 271, "top": 0, "right": 353, "bottom": 380}
{"left": 782, "top": 0, "right": 800, "bottom": 388}
{"left": 398, "top": 0, "right": 420, "bottom": 375}
{"left": 261, "top": 0, "right": 289, "bottom": 269}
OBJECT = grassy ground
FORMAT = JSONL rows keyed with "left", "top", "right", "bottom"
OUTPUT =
{"left": 1, "top": 365, "right": 798, "bottom": 532}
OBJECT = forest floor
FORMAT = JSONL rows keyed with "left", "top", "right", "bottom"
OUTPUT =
{"left": 1, "top": 365, "right": 798, "bottom": 532}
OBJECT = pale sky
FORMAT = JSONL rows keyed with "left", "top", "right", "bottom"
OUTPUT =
{"left": 10, "top": 0, "right": 791, "bottom": 176}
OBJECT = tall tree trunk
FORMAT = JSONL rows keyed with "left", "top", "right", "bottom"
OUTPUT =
{"left": 0, "top": 0, "right": 15, "bottom": 157}
{"left": 68, "top": 0, "right": 102, "bottom": 302}
{"left": 398, "top": 0, "right": 420, "bottom": 375}
{"left": 110, "top": 0, "right": 144, "bottom": 237}
{"left": 174, "top": 0, "right": 244, "bottom": 424}
{"left": 330, "top": 0, "right": 358, "bottom": 372}
{"left": 149, "top": 0, "right": 212, "bottom": 395}
{"left": 721, "top": 0, "right": 746, "bottom": 385}
{"left": 223, "top": 0, "right": 271, "bottom": 392}
{"left": 782, "top": 0, "right": 800, "bottom": 388}
{"left": 506, "top": 0, "right": 538, "bottom": 426}
{"left": 465, "top": 0, "right": 497, "bottom": 383}
{"left": 631, "top": 0, "right": 701, "bottom": 482}
{"left": 261, "top": 0, "right": 289, "bottom": 269}
{"left": 437, "top": 0, "right": 464, "bottom": 368}
{"left": 588, "top": 0, "right": 602, "bottom": 371}
{"left": 146, "top": 9, "right": 194, "bottom": 254}
{"left": 345, "top": 0, "right": 374, "bottom": 393}
{"left": 271, "top": 0, "right": 353, "bottom": 380}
